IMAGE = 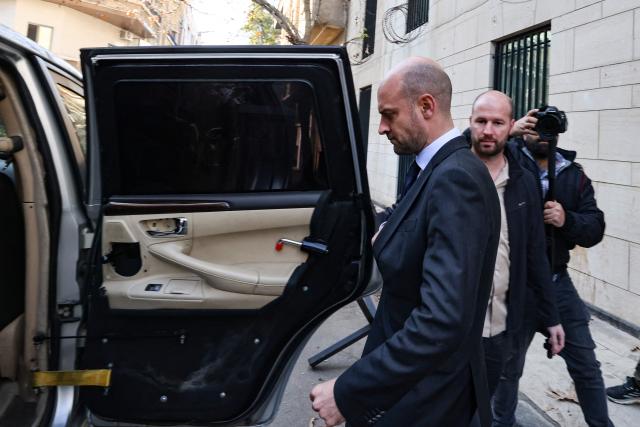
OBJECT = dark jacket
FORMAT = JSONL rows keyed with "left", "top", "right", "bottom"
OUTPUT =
{"left": 335, "top": 137, "right": 501, "bottom": 427}
{"left": 502, "top": 148, "right": 560, "bottom": 332}
{"left": 507, "top": 139, "right": 605, "bottom": 271}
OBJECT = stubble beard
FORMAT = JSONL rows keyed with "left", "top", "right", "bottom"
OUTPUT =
{"left": 524, "top": 136, "right": 549, "bottom": 159}
{"left": 472, "top": 138, "right": 505, "bottom": 159}
{"left": 393, "top": 110, "right": 428, "bottom": 155}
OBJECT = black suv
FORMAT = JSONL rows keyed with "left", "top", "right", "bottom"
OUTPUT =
{"left": 0, "top": 25, "right": 375, "bottom": 426}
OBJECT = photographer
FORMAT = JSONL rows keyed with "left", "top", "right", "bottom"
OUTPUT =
{"left": 492, "top": 108, "right": 612, "bottom": 427}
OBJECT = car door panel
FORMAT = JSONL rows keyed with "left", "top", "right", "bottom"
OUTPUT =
{"left": 82, "top": 195, "right": 363, "bottom": 424}
{"left": 80, "top": 46, "right": 373, "bottom": 425}
{"left": 102, "top": 207, "right": 312, "bottom": 310}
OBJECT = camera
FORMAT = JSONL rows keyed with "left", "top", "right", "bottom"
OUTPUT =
{"left": 534, "top": 105, "right": 568, "bottom": 140}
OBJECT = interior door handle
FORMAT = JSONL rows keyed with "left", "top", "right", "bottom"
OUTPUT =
{"left": 146, "top": 217, "right": 188, "bottom": 237}
{"left": 276, "top": 238, "right": 329, "bottom": 255}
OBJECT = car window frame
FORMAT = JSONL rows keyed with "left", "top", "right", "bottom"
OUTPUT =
{"left": 35, "top": 60, "right": 88, "bottom": 207}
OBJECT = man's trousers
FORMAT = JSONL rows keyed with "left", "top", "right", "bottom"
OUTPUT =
{"left": 492, "top": 270, "right": 614, "bottom": 427}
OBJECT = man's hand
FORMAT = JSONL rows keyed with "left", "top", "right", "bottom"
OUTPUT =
{"left": 310, "top": 378, "right": 345, "bottom": 427}
{"left": 546, "top": 324, "right": 565, "bottom": 356}
{"left": 510, "top": 108, "right": 539, "bottom": 137}
{"left": 544, "top": 201, "right": 566, "bottom": 227}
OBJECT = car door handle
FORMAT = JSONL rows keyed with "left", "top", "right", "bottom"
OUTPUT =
{"left": 276, "top": 238, "right": 329, "bottom": 255}
{"left": 146, "top": 217, "right": 188, "bottom": 237}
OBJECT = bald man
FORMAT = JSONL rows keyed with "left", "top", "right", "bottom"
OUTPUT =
{"left": 467, "top": 90, "right": 564, "bottom": 405}
{"left": 310, "top": 58, "right": 501, "bottom": 426}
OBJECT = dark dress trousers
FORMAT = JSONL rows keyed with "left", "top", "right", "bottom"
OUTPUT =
{"left": 334, "top": 137, "right": 501, "bottom": 427}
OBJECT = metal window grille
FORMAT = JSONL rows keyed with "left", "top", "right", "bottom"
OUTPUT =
{"left": 406, "top": 0, "right": 429, "bottom": 34}
{"left": 362, "top": 0, "right": 377, "bottom": 58}
{"left": 494, "top": 27, "right": 550, "bottom": 119}
{"left": 358, "top": 86, "right": 372, "bottom": 159}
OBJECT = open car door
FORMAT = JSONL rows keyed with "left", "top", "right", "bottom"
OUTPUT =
{"left": 79, "top": 46, "right": 374, "bottom": 426}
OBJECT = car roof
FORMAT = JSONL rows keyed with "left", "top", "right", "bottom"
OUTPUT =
{"left": 0, "top": 24, "right": 81, "bottom": 80}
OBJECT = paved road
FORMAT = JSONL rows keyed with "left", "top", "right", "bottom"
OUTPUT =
{"left": 271, "top": 302, "right": 368, "bottom": 426}
{"left": 270, "top": 301, "right": 640, "bottom": 426}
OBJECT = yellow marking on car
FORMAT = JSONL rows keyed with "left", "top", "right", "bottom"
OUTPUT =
{"left": 32, "top": 369, "right": 111, "bottom": 387}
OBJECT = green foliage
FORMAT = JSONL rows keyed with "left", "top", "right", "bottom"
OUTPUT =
{"left": 242, "top": 3, "right": 279, "bottom": 45}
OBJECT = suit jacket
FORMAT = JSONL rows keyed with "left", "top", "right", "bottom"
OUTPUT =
{"left": 502, "top": 148, "right": 560, "bottom": 336}
{"left": 334, "top": 136, "right": 501, "bottom": 427}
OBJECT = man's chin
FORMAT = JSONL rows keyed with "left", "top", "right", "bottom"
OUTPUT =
{"left": 475, "top": 145, "right": 502, "bottom": 157}
{"left": 393, "top": 145, "right": 411, "bottom": 155}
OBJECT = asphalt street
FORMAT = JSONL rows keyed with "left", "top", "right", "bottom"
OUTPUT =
{"left": 269, "top": 300, "right": 640, "bottom": 427}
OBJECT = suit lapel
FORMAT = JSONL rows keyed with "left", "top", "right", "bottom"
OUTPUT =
{"left": 373, "top": 136, "right": 470, "bottom": 256}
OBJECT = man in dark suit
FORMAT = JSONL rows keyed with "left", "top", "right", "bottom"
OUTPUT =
{"left": 310, "top": 57, "right": 501, "bottom": 427}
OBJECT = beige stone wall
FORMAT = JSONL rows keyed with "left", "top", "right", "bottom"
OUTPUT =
{"left": 347, "top": 0, "right": 640, "bottom": 327}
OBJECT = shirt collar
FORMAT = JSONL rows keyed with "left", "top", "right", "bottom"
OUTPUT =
{"left": 415, "top": 127, "right": 461, "bottom": 170}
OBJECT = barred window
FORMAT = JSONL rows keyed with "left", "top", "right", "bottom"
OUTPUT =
{"left": 362, "top": 0, "right": 378, "bottom": 59}
{"left": 406, "top": 0, "right": 429, "bottom": 34}
{"left": 359, "top": 86, "right": 372, "bottom": 158}
{"left": 494, "top": 27, "right": 550, "bottom": 119}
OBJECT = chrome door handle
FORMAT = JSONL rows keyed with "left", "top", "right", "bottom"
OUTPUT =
{"left": 276, "top": 238, "right": 328, "bottom": 255}
{"left": 147, "top": 217, "right": 188, "bottom": 237}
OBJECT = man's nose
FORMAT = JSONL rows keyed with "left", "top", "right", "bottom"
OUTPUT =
{"left": 483, "top": 122, "right": 494, "bottom": 135}
{"left": 378, "top": 120, "right": 389, "bottom": 135}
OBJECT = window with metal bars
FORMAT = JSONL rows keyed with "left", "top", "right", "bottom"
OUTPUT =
{"left": 359, "top": 86, "right": 372, "bottom": 158}
{"left": 494, "top": 26, "right": 550, "bottom": 119}
{"left": 406, "top": 0, "right": 429, "bottom": 33}
{"left": 362, "top": 0, "right": 377, "bottom": 58}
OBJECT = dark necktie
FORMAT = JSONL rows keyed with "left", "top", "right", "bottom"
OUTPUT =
{"left": 400, "top": 161, "right": 421, "bottom": 200}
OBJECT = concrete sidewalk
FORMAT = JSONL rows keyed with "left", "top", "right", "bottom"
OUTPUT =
{"left": 270, "top": 302, "right": 640, "bottom": 426}
{"left": 517, "top": 316, "right": 640, "bottom": 426}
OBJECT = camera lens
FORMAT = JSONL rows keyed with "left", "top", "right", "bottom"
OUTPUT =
{"left": 534, "top": 106, "right": 567, "bottom": 137}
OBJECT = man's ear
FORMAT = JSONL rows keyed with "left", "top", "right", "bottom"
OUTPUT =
{"left": 418, "top": 93, "right": 436, "bottom": 118}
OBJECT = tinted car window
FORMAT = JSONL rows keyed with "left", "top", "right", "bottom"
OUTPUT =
{"left": 111, "top": 81, "right": 328, "bottom": 195}
{"left": 56, "top": 83, "right": 87, "bottom": 155}
{"left": 0, "top": 116, "right": 14, "bottom": 181}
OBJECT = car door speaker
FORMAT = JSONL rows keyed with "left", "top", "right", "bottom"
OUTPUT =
{"left": 104, "top": 242, "right": 142, "bottom": 277}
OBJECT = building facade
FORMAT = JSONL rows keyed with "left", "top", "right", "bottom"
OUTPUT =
{"left": 346, "top": 0, "right": 640, "bottom": 328}
{"left": 0, "top": 0, "right": 194, "bottom": 67}
{"left": 276, "top": 0, "right": 347, "bottom": 44}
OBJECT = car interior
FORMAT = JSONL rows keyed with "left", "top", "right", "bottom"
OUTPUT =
{"left": 0, "top": 66, "right": 52, "bottom": 427}
{"left": 97, "top": 81, "right": 325, "bottom": 311}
